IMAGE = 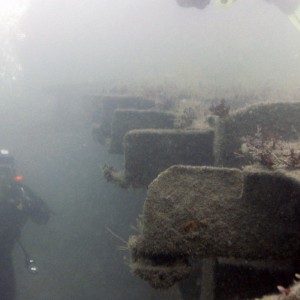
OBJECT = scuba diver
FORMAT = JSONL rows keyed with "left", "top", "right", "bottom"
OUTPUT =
{"left": 176, "top": 0, "right": 300, "bottom": 31}
{"left": 0, "top": 149, "right": 51, "bottom": 300}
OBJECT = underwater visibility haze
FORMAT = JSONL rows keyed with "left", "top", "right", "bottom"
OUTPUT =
{"left": 0, "top": 0, "right": 300, "bottom": 299}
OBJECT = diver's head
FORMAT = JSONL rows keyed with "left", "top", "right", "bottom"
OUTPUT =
{"left": 0, "top": 149, "right": 16, "bottom": 181}
{"left": 0, "top": 150, "right": 18, "bottom": 198}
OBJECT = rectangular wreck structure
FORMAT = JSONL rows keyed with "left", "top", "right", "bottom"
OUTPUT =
{"left": 129, "top": 165, "right": 300, "bottom": 290}
{"left": 123, "top": 128, "right": 214, "bottom": 187}
{"left": 215, "top": 102, "right": 300, "bottom": 167}
{"left": 110, "top": 109, "right": 176, "bottom": 154}
{"left": 92, "top": 95, "right": 155, "bottom": 143}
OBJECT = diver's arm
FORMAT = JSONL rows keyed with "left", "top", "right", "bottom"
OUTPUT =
{"left": 20, "top": 184, "right": 51, "bottom": 225}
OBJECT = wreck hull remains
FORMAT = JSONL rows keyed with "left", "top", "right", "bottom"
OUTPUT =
{"left": 129, "top": 165, "right": 300, "bottom": 290}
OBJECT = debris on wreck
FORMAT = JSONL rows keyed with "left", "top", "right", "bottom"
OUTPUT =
{"left": 102, "top": 164, "right": 129, "bottom": 189}
{"left": 209, "top": 99, "right": 230, "bottom": 118}
{"left": 174, "top": 106, "right": 198, "bottom": 129}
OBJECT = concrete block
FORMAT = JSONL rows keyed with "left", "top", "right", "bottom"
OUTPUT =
{"left": 93, "top": 96, "right": 155, "bottom": 143}
{"left": 110, "top": 109, "right": 175, "bottom": 154}
{"left": 123, "top": 129, "right": 214, "bottom": 187}
{"left": 129, "top": 165, "right": 300, "bottom": 289}
{"left": 214, "top": 102, "right": 300, "bottom": 167}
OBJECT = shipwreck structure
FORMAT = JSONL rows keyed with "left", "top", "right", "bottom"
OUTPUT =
{"left": 94, "top": 95, "right": 300, "bottom": 299}
{"left": 129, "top": 166, "right": 300, "bottom": 295}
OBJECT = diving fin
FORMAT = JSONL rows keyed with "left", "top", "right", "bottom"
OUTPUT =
{"left": 215, "top": 0, "right": 237, "bottom": 8}
{"left": 289, "top": 5, "right": 300, "bottom": 32}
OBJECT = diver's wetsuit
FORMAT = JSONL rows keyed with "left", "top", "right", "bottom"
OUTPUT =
{"left": 0, "top": 181, "right": 50, "bottom": 300}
